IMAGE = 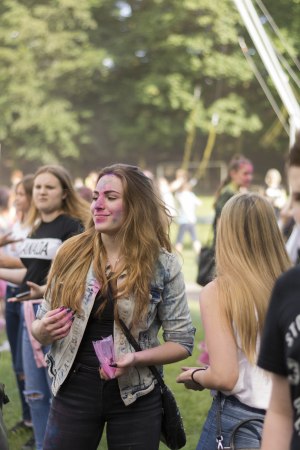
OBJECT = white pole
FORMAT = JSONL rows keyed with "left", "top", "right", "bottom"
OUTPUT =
{"left": 244, "top": 0, "right": 300, "bottom": 119}
{"left": 290, "top": 116, "right": 297, "bottom": 148}
{"left": 233, "top": 0, "right": 300, "bottom": 144}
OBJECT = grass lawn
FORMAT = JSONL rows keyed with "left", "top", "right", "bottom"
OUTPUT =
{"left": 1, "top": 196, "right": 214, "bottom": 449}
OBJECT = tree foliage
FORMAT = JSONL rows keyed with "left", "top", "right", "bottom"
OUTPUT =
{"left": 0, "top": 0, "right": 297, "bottom": 168}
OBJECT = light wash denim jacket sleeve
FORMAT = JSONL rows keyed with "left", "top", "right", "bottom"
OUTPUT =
{"left": 36, "top": 249, "right": 196, "bottom": 405}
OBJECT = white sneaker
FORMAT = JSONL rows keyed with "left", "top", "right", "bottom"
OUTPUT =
{"left": 0, "top": 340, "right": 10, "bottom": 352}
{"left": 0, "top": 317, "right": 5, "bottom": 334}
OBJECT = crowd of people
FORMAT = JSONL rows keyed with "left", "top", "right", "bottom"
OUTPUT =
{"left": 0, "top": 145, "right": 299, "bottom": 450}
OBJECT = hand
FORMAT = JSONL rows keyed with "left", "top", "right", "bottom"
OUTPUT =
{"left": 99, "top": 353, "right": 136, "bottom": 380}
{"left": 176, "top": 366, "right": 205, "bottom": 391}
{"left": 7, "top": 282, "right": 45, "bottom": 302}
{"left": 0, "top": 232, "right": 23, "bottom": 248}
{"left": 34, "top": 307, "right": 74, "bottom": 345}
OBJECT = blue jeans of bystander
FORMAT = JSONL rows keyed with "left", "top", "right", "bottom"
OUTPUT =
{"left": 5, "top": 286, "right": 31, "bottom": 422}
{"left": 196, "top": 393, "right": 265, "bottom": 450}
{"left": 22, "top": 307, "right": 52, "bottom": 450}
{"left": 176, "top": 224, "right": 198, "bottom": 244}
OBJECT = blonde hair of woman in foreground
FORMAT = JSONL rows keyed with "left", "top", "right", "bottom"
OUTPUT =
{"left": 176, "top": 192, "right": 292, "bottom": 450}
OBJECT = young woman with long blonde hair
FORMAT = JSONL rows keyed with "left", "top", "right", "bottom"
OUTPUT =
{"left": 177, "top": 193, "right": 292, "bottom": 449}
{"left": 31, "top": 164, "right": 195, "bottom": 450}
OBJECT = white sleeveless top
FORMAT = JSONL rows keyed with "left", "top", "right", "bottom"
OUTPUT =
{"left": 211, "top": 331, "right": 272, "bottom": 410}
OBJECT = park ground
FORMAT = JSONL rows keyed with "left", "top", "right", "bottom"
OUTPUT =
{"left": 0, "top": 196, "right": 214, "bottom": 450}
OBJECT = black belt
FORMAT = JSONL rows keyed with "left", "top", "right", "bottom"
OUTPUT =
{"left": 72, "top": 361, "right": 99, "bottom": 373}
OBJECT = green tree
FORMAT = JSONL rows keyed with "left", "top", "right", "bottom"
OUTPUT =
{"left": 0, "top": 0, "right": 296, "bottom": 169}
{"left": 0, "top": 0, "right": 107, "bottom": 164}
{"left": 90, "top": 0, "right": 262, "bottom": 163}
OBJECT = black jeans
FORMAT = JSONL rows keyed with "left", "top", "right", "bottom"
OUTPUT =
{"left": 43, "top": 362, "right": 162, "bottom": 450}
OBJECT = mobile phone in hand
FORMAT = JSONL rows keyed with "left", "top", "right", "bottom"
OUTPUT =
{"left": 15, "top": 290, "right": 31, "bottom": 299}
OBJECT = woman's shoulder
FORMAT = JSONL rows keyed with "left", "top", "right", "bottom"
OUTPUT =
{"left": 156, "top": 248, "right": 178, "bottom": 269}
{"left": 60, "top": 214, "right": 82, "bottom": 227}
{"left": 199, "top": 280, "right": 217, "bottom": 308}
{"left": 218, "top": 184, "right": 235, "bottom": 201}
{"left": 59, "top": 214, "right": 84, "bottom": 238}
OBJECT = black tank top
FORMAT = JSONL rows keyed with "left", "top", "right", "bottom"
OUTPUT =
{"left": 75, "top": 289, "right": 114, "bottom": 367}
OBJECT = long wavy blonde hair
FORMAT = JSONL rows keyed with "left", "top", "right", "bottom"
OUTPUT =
{"left": 216, "top": 193, "right": 292, "bottom": 363}
{"left": 45, "top": 164, "right": 172, "bottom": 325}
{"left": 25, "top": 165, "right": 91, "bottom": 233}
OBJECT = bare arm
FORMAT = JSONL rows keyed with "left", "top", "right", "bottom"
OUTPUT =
{"left": 0, "top": 255, "right": 25, "bottom": 269}
{"left": 169, "top": 177, "right": 185, "bottom": 193}
{"left": 101, "top": 341, "right": 189, "bottom": 380}
{"left": 0, "top": 268, "right": 27, "bottom": 285}
{"left": 176, "top": 281, "right": 239, "bottom": 391}
{"left": 125, "top": 342, "right": 188, "bottom": 366}
{"left": 261, "top": 374, "right": 293, "bottom": 450}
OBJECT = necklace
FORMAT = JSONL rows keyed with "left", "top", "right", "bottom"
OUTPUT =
{"left": 107, "top": 254, "right": 123, "bottom": 264}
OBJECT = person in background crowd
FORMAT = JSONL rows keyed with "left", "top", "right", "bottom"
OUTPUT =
{"left": 143, "top": 169, "right": 155, "bottom": 181}
{"left": 264, "top": 168, "right": 286, "bottom": 218}
{"left": 3, "top": 175, "right": 35, "bottom": 447}
{"left": 85, "top": 171, "right": 99, "bottom": 191}
{"left": 169, "top": 168, "right": 187, "bottom": 193}
{"left": 282, "top": 186, "right": 300, "bottom": 264}
{"left": 157, "top": 177, "right": 176, "bottom": 217}
{"left": 212, "top": 155, "right": 253, "bottom": 246}
{"left": 177, "top": 193, "right": 292, "bottom": 450}
{"left": 196, "top": 155, "right": 253, "bottom": 366}
{"left": 0, "top": 187, "right": 13, "bottom": 236}
{"left": 279, "top": 196, "right": 295, "bottom": 240}
{"left": 31, "top": 164, "right": 194, "bottom": 450}
{"left": 175, "top": 182, "right": 202, "bottom": 254}
{"left": 0, "top": 186, "right": 14, "bottom": 320}
{"left": 258, "top": 136, "right": 300, "bottom": 450}
{"left": 0, "top": 165, "right": 90, "bottom": 450}
{"left": 284, "top": 214, "right": 300, "bottom": 264}
{"left": 76, "top": 186, "right": 93, "bottom": 204}
{"left": 74, "top": 177, "right": 84, "bottom": 189}
{"left": 11, "top": 170, "right": 23, "bottom": 190}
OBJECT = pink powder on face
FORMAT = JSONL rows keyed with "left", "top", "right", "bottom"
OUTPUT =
{"left": 239, "top": 162, "right": 252, "bottom": 171}
{"left": 237, "top": 163, "right": 252, "bottom": 175}
{"left": 92, "top": 175, "right": 125, "bottom": 231}
{"left": 111, "top": 207, "right": 124, "bottom": 222}
{"left": 93, "top": 194, "right": 105, "bottom": 210}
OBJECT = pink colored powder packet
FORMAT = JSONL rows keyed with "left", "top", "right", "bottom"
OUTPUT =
{"left": 93, "top": 335, "right": 116, "bottom": 379}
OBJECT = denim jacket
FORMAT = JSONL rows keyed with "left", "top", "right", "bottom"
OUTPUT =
{"left": 36, "top": 250, "right": 195, "bottom": 405}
